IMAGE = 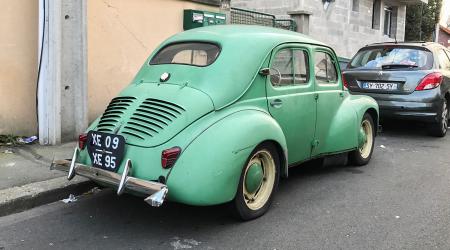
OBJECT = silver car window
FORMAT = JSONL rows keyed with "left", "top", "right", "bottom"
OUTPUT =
{"left": 349, "top": 46, "right": 433, "bottom": 70}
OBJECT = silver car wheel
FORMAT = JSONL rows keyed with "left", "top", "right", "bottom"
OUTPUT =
{"left": 442, "top": 100, "right": 448, "bottom": 134}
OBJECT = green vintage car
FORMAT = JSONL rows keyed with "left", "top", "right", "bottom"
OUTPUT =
{"left": 52, "top": 25, "right": 379, "bottom": 220}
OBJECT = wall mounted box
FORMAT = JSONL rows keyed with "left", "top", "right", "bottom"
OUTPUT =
{"left": 183, "top": 9, "right": 226, "bottom": 30}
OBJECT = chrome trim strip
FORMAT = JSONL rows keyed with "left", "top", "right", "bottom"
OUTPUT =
{"left": 51, "top": 159, "right": 168, "bottom": 207}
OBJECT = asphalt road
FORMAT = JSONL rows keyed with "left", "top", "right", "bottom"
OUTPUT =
{"left": 1, "top": 122, "right": 450, "bottom": 250}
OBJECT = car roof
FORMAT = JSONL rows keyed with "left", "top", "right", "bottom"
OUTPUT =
{"left": 162, "top": 24, "right": 328, "bottom": 49}
{"left": 145, "top": 25, "right": 332, "bottom": 110}
{"left": 363, "top": 41, "right": 444, "bottom": 50}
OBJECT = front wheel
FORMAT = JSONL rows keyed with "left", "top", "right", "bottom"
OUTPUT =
{"left": 349, "top": 113, "right": 375, "bottom": 166}
{"left": 232, "top": 142, "right": 280, "bottom": 221}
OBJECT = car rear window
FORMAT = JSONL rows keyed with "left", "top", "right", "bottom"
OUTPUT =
{"left": 349, "top": 46, "right": 433, "bottom": 70}
{"left": 149, "top": 42, "right": 220, "bottom": 67}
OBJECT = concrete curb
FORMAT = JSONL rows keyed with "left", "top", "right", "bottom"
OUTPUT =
{"left": 0, "top": 176, "right": 95, "bottom": 217}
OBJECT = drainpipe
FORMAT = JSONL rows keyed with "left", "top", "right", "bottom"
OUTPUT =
{"left": 37, "top": 0, "right": 62, "bottom": 145}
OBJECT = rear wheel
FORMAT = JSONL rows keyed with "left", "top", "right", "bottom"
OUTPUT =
{"left": 429, "top": 99, "right": 448, "bottom": 137}
{"left": 232, "top": 142, "right": 280, "bottom": 221}
{"left": 349, "top": 113, "right": 375, "bottom": 166}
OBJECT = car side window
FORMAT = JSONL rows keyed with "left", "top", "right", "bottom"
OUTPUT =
{"left": 314, "top": 51, "right": 338, "bottom": 83}
{"left": 438, "top": 49, "right": 450, "bottom": 70}
{"left": 271, "top": 48, "right": 310, "bottom": 87}
{"left": 271, "top": 49, "right": 294, "bottom": 86}
{"left": 293, "top": 50, "right": 309, "bottom": 84}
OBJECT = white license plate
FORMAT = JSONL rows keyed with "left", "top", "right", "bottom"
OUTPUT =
{"left": 362, "top": 82, "right": 398, "bottom": 90}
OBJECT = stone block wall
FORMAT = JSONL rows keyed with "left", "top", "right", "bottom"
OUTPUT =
{"left": 232, "top": 0, "right": 407, "bottom": 58}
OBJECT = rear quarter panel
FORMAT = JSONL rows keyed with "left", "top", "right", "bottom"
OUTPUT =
{"left": 166, "top": 108, "right": 287, "bottom": 206}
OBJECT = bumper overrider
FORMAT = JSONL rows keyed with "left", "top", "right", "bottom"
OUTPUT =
{"left": 50, "top": 148, "right": 168, "bottom": 207}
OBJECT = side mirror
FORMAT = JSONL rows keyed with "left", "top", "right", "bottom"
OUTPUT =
{"left": 259, "top": 68, "right": 282, "bottom": 86}
{"left": 259, "top": 68, "right": 271, "bottom": 76}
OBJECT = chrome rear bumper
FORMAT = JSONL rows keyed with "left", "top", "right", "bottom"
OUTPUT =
{"left": 50, "top": 148, "right": 168, "bottom": 207}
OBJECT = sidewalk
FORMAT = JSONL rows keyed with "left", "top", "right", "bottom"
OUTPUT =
{"left": 0, "top": 142, "right": 94, "bottom": 216}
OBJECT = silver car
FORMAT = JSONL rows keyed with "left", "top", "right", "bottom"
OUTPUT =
{"left": 343, "top": 42, "right": 450, "bottom": 137}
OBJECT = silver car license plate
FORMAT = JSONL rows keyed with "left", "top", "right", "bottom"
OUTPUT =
{"left": 362, "top": 82, "right": 398, "bottom": 90}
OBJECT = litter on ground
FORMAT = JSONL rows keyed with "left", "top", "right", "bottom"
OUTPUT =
{"left": 17, "top": 136, "right": 38, "bottom": 144}
{"left": 61, "top": 194, "right": 77, "bottom": 203}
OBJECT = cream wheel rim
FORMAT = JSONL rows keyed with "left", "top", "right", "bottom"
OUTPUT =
{"left": 243, "top": 150, "right": 276, "bottom": 211}
{"left": 359, "top": 119, "right": 373, "bottom": 159}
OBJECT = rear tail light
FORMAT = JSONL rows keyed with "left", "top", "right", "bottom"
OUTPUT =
{"left": 78, "top": 133, "right": 88, "bottom": 150}
{"left": 342, "top": 74, "right": 349, "bottom": 90}
{"left": 415, "top": 72, "right": 443, "bottom": 91}
{"left": 161, "top": 147, "right": 181, "bottom": 169}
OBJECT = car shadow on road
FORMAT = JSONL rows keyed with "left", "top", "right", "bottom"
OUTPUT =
{"left": 38, "top": 161, "right": 359, "bottom": 248}
{"left": 379, "top": 119, "right": 442, "bottom": 138}
{"left": 74, "top": 158, "right": 358, "bottom": 226}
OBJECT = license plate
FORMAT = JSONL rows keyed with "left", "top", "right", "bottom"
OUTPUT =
{"left": 87, "top": 131, "right": 125, "bottom": 172}
{"left": 362, "top": 82, "right": 398, "bottom": 90}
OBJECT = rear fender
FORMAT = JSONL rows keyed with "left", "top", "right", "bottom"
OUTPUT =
{"left": 350, "top": 94, "right": 380, "bottom": 130}
{"left": 319, "top": 94, "right": 379, "bottom": 154}
{"left": 166, "top": 109, "right": 287, "bottom": 206}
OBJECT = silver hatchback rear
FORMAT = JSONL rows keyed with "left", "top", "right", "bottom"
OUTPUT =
{"left": 343, "top": 43, "right": 450, "bottom": 137}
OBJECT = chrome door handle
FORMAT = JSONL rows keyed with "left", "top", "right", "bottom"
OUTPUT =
{"left": 270, "top": 99, "right": 283, "bottom": 108}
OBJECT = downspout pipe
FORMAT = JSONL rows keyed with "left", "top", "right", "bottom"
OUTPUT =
{"left": 38, "top": 0, "right": 52, "bottom": 145}
{"left": 37, "top": 0, "right": 44, "bottom": 144}
{"left": 37, "top": 0, "right": 62, "bottom": 145}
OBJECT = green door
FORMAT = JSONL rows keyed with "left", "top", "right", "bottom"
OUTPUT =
{"left": 266, "top": 45, "right": 316, "bottom": 164}
{"left": 311, "top": 47, "right": 346, "bottom": 156}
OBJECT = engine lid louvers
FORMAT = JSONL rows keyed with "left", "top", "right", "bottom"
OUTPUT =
{"left": 94, "top": 83, "right": 214, "bottom": 147}
{"left": 121, "top": 98, "right": 185, "bottom": 141}
{"left": 97, "top": 97, "right": 136, "bottom": 133}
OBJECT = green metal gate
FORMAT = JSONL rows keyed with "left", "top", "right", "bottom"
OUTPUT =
{"left": 230, "top": 7, "right": 297, "bottom": 31}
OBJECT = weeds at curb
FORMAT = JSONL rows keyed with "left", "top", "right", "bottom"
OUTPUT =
{"left": 0, "top": 135, "right": 20, "bottom": 146}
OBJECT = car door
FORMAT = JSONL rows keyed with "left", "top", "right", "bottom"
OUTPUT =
{"left": 311, "top": 47, "right": 346, "bottom": 156}
{"left": 266, "top": 45, "right": 316, "bottom": 164}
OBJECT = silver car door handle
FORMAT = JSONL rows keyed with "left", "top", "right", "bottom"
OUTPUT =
{"left": 270, "top": 99, "right": 283, "bottom": 108}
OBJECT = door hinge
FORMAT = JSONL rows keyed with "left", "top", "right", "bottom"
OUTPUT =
{"left": 311, "top": 139, "right": 319, "bottom": 148}
{"left": 314, "top": 93, "right": 319, "bottom": 100}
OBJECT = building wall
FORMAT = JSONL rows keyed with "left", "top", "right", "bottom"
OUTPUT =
{"left": 232, "top": 0, "right": 406, "bottom": 58}
{"left": 87, "top": 0, "right": 219, "bottom": 123}
{"left": 438, "top": 28, "right": 450, "bottom": 48}
{"left": 439, "top": 0, "right": 450, "bottom": 27}
{"left": 0, "top": 0, "right": 219, "bottom": 137}
{"left": 0, "top": 0, "right": 38, "bottom": 136}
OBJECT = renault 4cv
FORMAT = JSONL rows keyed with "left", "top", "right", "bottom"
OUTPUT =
{"left": 51, "top": 25, "right": 379, "bottom": 220}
